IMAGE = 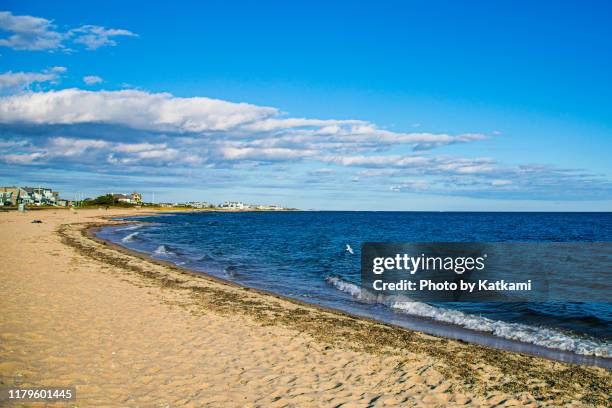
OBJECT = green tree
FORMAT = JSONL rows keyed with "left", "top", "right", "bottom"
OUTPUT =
{"left": 91, "top": 194, "right": 116, "bottom": 205}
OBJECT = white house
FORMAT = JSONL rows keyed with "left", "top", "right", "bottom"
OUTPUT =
{"left": 221, "top": 201, "right": 249, "bottom": 209}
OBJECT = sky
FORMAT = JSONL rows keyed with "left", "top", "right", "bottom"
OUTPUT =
{"left": 1, "top": 0, "right": 611, "bottom": 210}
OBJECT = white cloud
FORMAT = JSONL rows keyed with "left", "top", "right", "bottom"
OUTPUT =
{"left": 0, "top": 88, "right": 498, "bottom": 179}
{"left": 0, "top": 136, "right": 204, "bottom": 168}
{"left": 0, "top": 11, "right": 136, "bottom": 52}
{"left": 324, "top": 154, "right": 499, "bottom": 179}
{"left": 3, "top": 151, "right": 48, "bottom": 164}
{"left": 0, "top": 11, "right": 63, "bottom": 50}
{"left": 0, "top": 67, "right": 66, "bottom": 90}
{"left": 436, "top": 159, "right": 495, "bottom": 174}
{"left": 0, "top": 89, "right": 277, "bottom": 132}
{"left": 324, "top": 155, "right": 430, "bottom": 168}
{"left": 0, "top": 89, "right": 490, "bottom": 156}
{"left": 69, "top": 25, "right": 137, "bottom": 50}
{"left": 49, "top": 136, "right": 110, "bottom": 156}
{"left": 108, "top": 147, "right": 183, "bottom": 164}
{"left": 220, "top": 146, "right": 315, "bottom": 161}
{"left": 390, "top": 180, "right": 429, "bottom": 191}
{"left": 0, "top": 139, "right": 28, "bottom": 148}
{"left": 83, "top": 75, "right": 103, "bottom": 85}
{"left": 113, "top": 142, "right": 167, "bottom": 153}
{"left": 240, "top": 117, "right": 363, "bottom": 133}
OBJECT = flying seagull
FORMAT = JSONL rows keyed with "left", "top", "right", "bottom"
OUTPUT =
{"left": 345, "top": 244, "right": 354, "bottom": 255}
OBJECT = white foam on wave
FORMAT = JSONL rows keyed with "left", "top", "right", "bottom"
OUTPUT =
{"left": 154, "top": 245, "right": 175, "bottom": 256}
{"left": 224, "top": 265, "right": 237, "bottom": 278}
{"left": 326, "top": 276, "right": 611, "bottom": 358}
{"left": 326, "top": 276, "right": 361, "bottom": 297}
{"left": 325, "top": 276, "right": 414, "bottom": 303}
{"left": 391, "top": 302, "right": 611, "bottom": 358}
{"left": 117, "top": 224, "right": 142, "bottom": 232}
{"left": 122, "top": 232, "right": 140, "bottom": 242}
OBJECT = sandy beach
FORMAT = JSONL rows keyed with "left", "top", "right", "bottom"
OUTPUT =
{"left": 0, "top": 209, "right": 610, "bottom": 407}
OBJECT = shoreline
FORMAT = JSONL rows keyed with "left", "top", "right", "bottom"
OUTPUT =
{"left": 2, "top": 209, "right": 611, "bottom": 406}
{"left": 96, "top": 217, "right": 612, "bottom": 369}
{"left": 72, "top": 213, "right": 612, "bottom": 402}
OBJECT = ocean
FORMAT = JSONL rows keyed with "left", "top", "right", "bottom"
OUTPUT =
{"left": 97, "top": 211, "right": 611, "bottom": 368}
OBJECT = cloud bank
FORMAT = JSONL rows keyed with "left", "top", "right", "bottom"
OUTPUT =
{"left": 0, "top": 87, "right": 609, "bottom": 201}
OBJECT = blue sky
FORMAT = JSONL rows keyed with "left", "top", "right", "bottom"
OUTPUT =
{"left": 1, "top": 0, "right": 611, "bottom": 210}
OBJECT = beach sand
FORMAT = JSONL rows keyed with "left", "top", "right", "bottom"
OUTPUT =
{"left": 0, "top": 209, "right": 610, "bottom": 407}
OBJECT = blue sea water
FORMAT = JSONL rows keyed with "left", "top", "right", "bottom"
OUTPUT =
{"left": 97, "top": 211, "right": 612, "bottom": 368}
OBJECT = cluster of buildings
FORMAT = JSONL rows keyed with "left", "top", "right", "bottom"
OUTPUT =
{"left": 0, "top": 186, "right": 70, "bottom": 207}
{"left": 220, "top": 201, "right": 285, "bottom": 210}
{"left": 157, "top": 200, "right": 286, "bottom": 210}
{"left": 0, "top": 185, "right": 287, "bottom": 211}
{"left": 0, "top": 187, "right": 144, "bottom": 208}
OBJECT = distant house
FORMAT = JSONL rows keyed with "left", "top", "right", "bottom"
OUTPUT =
{"left": 113, "top": 194, "right": 132, "bottom": 204}
{"left": 23, "top": 187, "right": 59, "bottom": 206}
{"left": 17, "top": 188, "right": 34, "bottom": 205}
{"left": 221, "top": 201, "right": 249, "bottom": 209}
{"left": 131, "top": 192, "right": 142, "bottom": 204}
{"left": 0, "top": 187, "right": 18, "bottom": 206}
{"left": 112, "top": 192, "right": 142, "bottom": 204}
{"left": 1, "top": 186, "right": 38, "bottom": 205}
{"left": 0, "top": 191, "right": 13, "bottom": 206}
{"left": 185, "top": 201, "right": 212, "bottom": 208}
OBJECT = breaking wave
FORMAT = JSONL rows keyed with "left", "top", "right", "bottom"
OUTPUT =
{"left": 116, "top": 224, "right": 142, "bottom": 232}
{"left": 122, "top": 232, "right": 140, "bottom": 242}
{"left": 325, "top": 276, "right": 414, "bottom": 303}
{"left": 153, "top": 245, "right": 176, "bottom": 257}
{"left": 326, "top": 276, "right": 611, "bottom": 357}
{"left": 224, "top": 264, "right": 238, "bottom": 278}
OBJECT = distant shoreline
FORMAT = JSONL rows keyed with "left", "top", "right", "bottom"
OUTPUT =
{"left": 1, "top": 205, "right": 611, "bottom": 214}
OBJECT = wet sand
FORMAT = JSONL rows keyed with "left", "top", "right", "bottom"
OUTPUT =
{"left": 0, "top": 208, "right": 610, "bottom": 407}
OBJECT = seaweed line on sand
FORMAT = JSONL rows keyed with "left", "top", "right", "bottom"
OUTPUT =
{"left": 57, "top": 221, "right": 611, "bottom": 407}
